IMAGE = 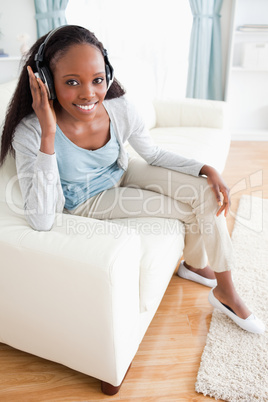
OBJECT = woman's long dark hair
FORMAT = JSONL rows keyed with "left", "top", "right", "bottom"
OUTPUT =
{"left": 0, "top": 25, "right": 126, "bottom": 166}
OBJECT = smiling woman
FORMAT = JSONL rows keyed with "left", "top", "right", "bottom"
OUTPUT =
{"left": 0, "top": 27, "right": 265, "bottom": 400}
{"left": 65, "top": 0, "right": 193, "bottom": 99}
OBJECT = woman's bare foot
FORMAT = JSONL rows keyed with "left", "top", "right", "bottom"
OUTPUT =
{"left": 214, "top": 271, "right": 251, "bottom": 319}
{"left": 183, "top": 264, "right": 251, "bottom": 319}
{"left": 184, "top": 261, "right": 216, "bottom": 280}
{"left": 184, "top": 264, "right": 251, "bottom": 319}
{"left": 212, "top": 286, "right": 251, "bottom": 319}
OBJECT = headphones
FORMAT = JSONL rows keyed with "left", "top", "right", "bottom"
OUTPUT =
{"left": 34, "top": 25, "right": 115, "bottom": 100}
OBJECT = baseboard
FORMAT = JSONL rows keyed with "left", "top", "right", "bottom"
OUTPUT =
{"left": 231, "top": 130, "right": 268, "bottom": 141}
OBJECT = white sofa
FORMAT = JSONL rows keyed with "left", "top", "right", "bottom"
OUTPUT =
{"left": 0, "top": 76, "right": 231, "bottom": 394}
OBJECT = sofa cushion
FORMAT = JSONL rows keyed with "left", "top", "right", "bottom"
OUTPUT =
{"left": 110, "top": 217, "right": 184, "bottom": 312}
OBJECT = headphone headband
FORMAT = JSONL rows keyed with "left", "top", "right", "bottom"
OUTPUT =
{"left": 35, "top": 25, "right": 67, "bottom": 64}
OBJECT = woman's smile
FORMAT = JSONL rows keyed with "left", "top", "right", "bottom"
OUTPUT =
{"left": 73, "top": 102, "right": 98, "bottom": 113}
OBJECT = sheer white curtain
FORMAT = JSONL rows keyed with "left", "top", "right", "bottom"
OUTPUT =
{"left": 66, "top": 0, "right": 192, "bottom": 100}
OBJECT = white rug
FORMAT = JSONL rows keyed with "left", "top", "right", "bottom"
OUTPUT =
{"left": 195, "top": 195, "right": 268, "bottom": 402}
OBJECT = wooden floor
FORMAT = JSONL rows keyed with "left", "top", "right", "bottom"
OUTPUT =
{"left": 1, "top": 141, "right": 268, "bottom": 402}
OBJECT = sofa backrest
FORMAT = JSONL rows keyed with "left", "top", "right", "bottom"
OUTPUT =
{"left": 153, "top": 98, "right": 229, "bottom": 129}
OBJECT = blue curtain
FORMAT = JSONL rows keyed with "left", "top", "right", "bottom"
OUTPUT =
{"left": 186, "top": 0, "right": 223, "bottom": 100}
{"left": 34, "top": 0, "right": 69, "bottom": 38}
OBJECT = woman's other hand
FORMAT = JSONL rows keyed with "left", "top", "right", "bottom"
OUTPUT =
{"left": 200, "top": 165, "right": 230, "bottom": 217}
{"left": 27, "top": 66, "right": 56, "bottom": 154}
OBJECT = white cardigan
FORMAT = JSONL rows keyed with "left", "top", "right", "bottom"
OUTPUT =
{"left": 12, "top": 95, "right": 204, "bottom": 231}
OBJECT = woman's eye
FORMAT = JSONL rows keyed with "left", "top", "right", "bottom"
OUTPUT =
{"left": 94, "top": 78, "right": 104, "bottom": 85}
{"left": 66, "top": 80, "right": 79, "bottom": 86}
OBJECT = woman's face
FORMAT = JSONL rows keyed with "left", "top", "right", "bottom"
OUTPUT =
{"left": 52, "top": 43, "right": 108, "bottom": 123}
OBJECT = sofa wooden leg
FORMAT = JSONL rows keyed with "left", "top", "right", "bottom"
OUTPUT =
{"left": 101, "top": 363, "right": 132, "bottom": 395}
{"left": 101, "top": 381, "right": 121, "bottom": 395}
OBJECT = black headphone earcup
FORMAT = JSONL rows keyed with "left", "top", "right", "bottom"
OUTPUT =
{"left": 39, "top": 66, "right": 56, "bottom": 100}
{"left": 105, "top": 64, "right": 111, "bottom": 90}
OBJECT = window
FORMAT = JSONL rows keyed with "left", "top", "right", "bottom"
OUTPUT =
{"left": 66, "top": 0, "right": 192, "bottom": 99}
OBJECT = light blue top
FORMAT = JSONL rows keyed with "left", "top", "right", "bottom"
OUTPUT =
{"left": 54, "top": 122, "right": 125, "bottom": 210}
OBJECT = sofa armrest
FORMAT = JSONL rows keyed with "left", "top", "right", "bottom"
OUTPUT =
{"left": 153, "top": 98, "right": 229, "bottom": 130}
{"left": 0, "top": 206, "right": 141, "bottom": 386}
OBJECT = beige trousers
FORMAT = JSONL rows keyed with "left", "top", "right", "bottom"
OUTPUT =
{"left": 69, "top": 157, "right": 234, "bottom": 272}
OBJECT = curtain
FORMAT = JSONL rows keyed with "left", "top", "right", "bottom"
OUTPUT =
{"left": 186, "top": 0, "right": 223, "bottom": 100}
{"left": 34, "top": 0, "right": 69, "bottom": 38}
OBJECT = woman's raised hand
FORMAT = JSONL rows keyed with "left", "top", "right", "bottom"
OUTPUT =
{"left": 27, "top": 66, "right": 56, "bottom": 154}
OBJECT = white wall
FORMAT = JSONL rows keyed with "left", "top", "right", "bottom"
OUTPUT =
{"left": 0, "top": 0, "right": 37, "bottom": 56}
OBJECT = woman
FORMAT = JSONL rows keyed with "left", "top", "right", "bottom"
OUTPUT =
{"left": 0, "top": 25, "right": 265, "bottom": 334}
